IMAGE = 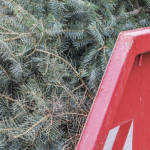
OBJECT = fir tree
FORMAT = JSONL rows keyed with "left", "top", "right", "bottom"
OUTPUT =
{"left": 0, "top": 0, "right": 150, "bottom": 149}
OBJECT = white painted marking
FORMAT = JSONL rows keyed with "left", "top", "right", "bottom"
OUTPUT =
{"left": 103, "top": 121, "right": 133, "bottom": 150}
{"left": 123, "top": 121, "right": 133, "bottom": 150}
{"left": 103, "top": 126, "right": 120, "bottom": 150}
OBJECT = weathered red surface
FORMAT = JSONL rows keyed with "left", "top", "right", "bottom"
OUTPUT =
{"left": 76, "top": 27, "right": 150, "bottom": 150}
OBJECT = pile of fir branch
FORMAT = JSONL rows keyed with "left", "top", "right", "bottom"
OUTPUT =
{"left": 0, "top": 0, "right": 150, "bottom": 149}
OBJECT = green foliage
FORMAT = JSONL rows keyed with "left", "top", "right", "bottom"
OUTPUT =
{"left": 0, "top": 0, "right": 150, "bottom": 149}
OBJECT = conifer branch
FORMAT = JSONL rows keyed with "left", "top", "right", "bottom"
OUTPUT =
{"left": 0, "top": 128, "right": 24, "bottom": 132}
{"left": 0, "top": 26, "right": 17, "bottom": 34}
{"left": 0, "top": 40, "right": 15, "bottom": 57}
{"left": 0, "top": 94, "right": 15, "bottom": 102}
{"left": 14, "top": 114, "right": 51, "bottom": 138}
{"left": 35, "top": 49, "right": 93, "bottom": 99}
{"left": 31, "top": 117, "right": 49, "bottom": 145}
{"left": 54, "top": 76, "right": 84, "bottom": 112}
{"left": 55, "top": 113, "right": 87, "bottom": 117}
{"left": 34, "top": 20, "right": 44, "bottom": 48}
{"left": 1, "top": 0, "right": 149, "bottom": 149}
{"left": 0, "top": 32, "right": 19, "bottom": 35}
{"left": 72, "top": 83, "right": 84, "bottom": 92}
{"left": 0, "top": 65, "right": 10, "bottom": 80}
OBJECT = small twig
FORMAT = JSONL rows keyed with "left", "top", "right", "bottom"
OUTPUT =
{"left": 0, "top": 93, "right": 15, "bottom": 102}
{"left": 31, "top": 117, "right": 48, "bottom": 145}
{"left": 0, "top": 128, "right": 25, "bottom": 132}
{"left": 42, "top": 55, "right": 49, "bottom": 76}
{"left": 0, "top": 40, "right": 15, "bottom": 57}
{"left": 48, "top": 115, "right": 53, "bottom": 141}
{"left": 72, "top": 83, "right": 84, "bottom": 93}
{"left": 0, "top": 32, "right": 19, "bottom": 35}
{"left": 54, "top": 113, "right": 87, "bottom": 117}
{"left": 51, "top": 141, "right": 63, "bottom": 149}
{"left": 55, "top": 77, "right": 84, "bottom": 112}
{"left": 10, "top": 42, "right": 21, "bottom": 46}
{"left": 135, "top": 0, "right": 139, "bottom": 9}
{"left": 0, "top": 65, "right": 10, "bottom": 80}
{"left": 23, "top": 48, "right": 36, "bottom": 57}
{"left": 16, "top": 100, "right": 28, "bottom": 116}
{"left": 62, "top": 134, "right": 81, "bottom": 150}
{"left": 116, "top": 8, "right": 142, "bottom": 20}
{"left": 103, "top": 46, "right": 108, "bottom": 64}
{"left": 43, "top": 40, "right": 49, "bottom": 75}
{"left": 0, "top": 25, "right": 18, "bottom": 34}
{"left": 128, "top": 0, "right": 134, "bottom": 9}
{"left": 3, "top": 33, "right": 32, "bottom": 42}
{"left": 34, "top": 20, "right": 44, "bottom": 48}
{"left": 14, "top": 114, "right": 51, "bottom": 138}
{"left": 67, "top": 97, "right": 73, "bottom": 144}
{"left": 4, "top": 37, "right": 20, "bottom": 42}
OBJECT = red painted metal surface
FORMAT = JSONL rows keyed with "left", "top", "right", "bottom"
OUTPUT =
{"left": 76, "top": 27, "right": 150, "bottom": 150}
{"left": 112, "top": 120, "right": 132, "bottom": 150}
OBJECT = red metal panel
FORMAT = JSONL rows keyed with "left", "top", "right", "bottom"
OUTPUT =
{"left": 76, "top": 27, "right": 150, "bottom": 150}
{"left": 112, "top": 120, "right": 132, "bottom": 150}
